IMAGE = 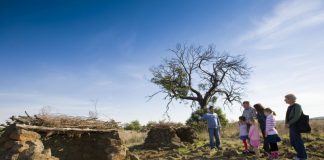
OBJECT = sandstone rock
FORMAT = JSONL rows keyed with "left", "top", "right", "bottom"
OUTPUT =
{"left": 29, "top": 153, "right": 59, "bottom": 160}
{"left": 14, "top": 141, "right": 29, "bottom": 153}
{"left": 9, "top": 128, "right": 41, "bottom": 141}
{"left": 128, "top": 153, "right": 140, "bottom": 160}
{"left": 25, "top": 139, "right": 45, "bottom": 154}
{"left": 0, "top": 125, "right": 58, "bottom": 160}
{"left": 42, "top": 148, "right": 51, "bottom": 155}
{"left": 144, "top": 126, "right": 182, "bottom": 149}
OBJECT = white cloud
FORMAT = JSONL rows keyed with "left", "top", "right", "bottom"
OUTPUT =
{"left": 238, "top": 0, "right": 324, "bottom": 50}
{"left": 229, "top": 0, "right": 324, "bottom": 121}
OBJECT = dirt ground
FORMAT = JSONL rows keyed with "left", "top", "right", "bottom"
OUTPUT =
{"left": 126, "top": 120, "right": 324, "bottom": 160}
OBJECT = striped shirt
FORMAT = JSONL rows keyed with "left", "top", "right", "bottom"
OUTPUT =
{"left": 265, "top": 114, "right": 278, "bottom": 135}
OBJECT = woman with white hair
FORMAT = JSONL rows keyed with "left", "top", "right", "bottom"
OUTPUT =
{"left": 284, "top": 94, "right": 307, "bottom": 160}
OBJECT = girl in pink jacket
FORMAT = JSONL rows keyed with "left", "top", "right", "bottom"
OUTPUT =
{"left": 248, "top": 118, "right": 260, "bottom": 158}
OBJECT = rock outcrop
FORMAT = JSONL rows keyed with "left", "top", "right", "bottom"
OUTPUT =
{"left": 0, "top": 124, "right": 58, "bottom": 160}
{"left": 144, "top": 126, "right": 197, "bottom": 149}
{"left": 0, "top": 124, "right": 138, "bottom": 160}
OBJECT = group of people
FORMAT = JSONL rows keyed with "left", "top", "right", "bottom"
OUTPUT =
{"left": 200, "top": 94, "right": 308, "bottom": 160}
{"left": 239, "top": 101, "right": 281, "bottom": 159}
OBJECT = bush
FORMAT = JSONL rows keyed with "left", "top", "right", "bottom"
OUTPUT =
{"left": 145, "top": 121, "right": 158, "bottom": 129}
{"left": 124, "top": 120, "right": 142, "bottom": 131}
{"left": 186, "top": 107, "right": 228, "bottom": 132}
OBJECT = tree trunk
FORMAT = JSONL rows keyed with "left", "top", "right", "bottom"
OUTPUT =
{"left": 198, "top": 100, "right": 207, "bottom": 109}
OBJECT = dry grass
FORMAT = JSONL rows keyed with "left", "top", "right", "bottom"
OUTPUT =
{"left": 119, "top": 130, "right": 147, "bottom": 146}
{"left": 123, "top": 120, "right": 324, "bottom": 159}
{"left": 197, "top": 120, "right": 324, "bottom": 140}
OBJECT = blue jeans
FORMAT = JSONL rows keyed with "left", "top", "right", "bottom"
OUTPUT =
{"left": 289, "top": 126, "right": 307, "bottom": 159}
{"left": 208, "top": 128, "right": 220, "bottom": 149}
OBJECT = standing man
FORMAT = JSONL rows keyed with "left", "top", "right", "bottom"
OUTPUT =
{"left": 242, "top": 101, "right": 257, "bottom": 153}
{"left": 242, "top": 101, "right": 257, "bottom": 132}
{"left": 200, "top": 106, "right": 222, "bottom": 150}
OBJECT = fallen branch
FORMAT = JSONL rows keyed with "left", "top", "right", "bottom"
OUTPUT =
{"left": 15, "top": 124, "right": 116, "bottom": 133}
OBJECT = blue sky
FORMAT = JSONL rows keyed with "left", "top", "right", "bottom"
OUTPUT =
{"left": 1, "top": 0, "right": 324, "bottom": 124}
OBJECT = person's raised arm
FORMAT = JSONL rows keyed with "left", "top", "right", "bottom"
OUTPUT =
{"left": 200, "top": 114, "right": 208, "bottom": 120}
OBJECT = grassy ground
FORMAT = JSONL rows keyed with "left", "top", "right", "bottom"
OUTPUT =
{"left": 124, "top": 120, "right": 324, "bottom": 160}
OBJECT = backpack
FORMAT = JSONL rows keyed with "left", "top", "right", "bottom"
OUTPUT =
{"left": 296, "top": 112, "right": 311, "bottom": 133}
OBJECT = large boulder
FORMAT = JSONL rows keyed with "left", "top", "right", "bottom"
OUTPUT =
{"left": 144, "top": 127, "right": 182, "bottom": 149}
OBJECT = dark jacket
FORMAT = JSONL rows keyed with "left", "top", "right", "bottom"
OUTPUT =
{"left": 285, "top": 103, "right": 303, "bottom": 126}
{"left": 256, "top": 112, "right": 266, "bottom": 131}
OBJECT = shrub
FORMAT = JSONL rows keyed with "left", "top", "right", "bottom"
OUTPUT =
{"left": 145, "top": 121, "right": 158, "bottom": 129}
{"left": 124, "top": 120, "right": 142, "bottom": 131}
{"left": 186, "top": 107, "right": 228, "bottom": 132}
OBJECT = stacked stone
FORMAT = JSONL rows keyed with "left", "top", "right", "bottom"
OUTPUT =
{"left": 144, "top": 126, "right": 198, "bottom": 150}
{"left": 0, "top": 124, "right": 140, "bottom": 160}
{"left": 144, "top": 127, "right": 182, "bottom": 149}
{"left": 0, "top": 124, "right": 58, "bottom": 160}
{"left": 42, "top": 130, "right": 130, "bottom": 160}
{"left": 175, "top": 126, "right": 197, "bottom": 143}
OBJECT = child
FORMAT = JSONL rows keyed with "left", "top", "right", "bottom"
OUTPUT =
{"left": 248, "top": 118, "right": 261, "bottom": 158}
{"left": 239, "top": 116, "right": 249, "bottom": 154}
{"left": 264, "top": 108, "right": 281, "bottom": 160}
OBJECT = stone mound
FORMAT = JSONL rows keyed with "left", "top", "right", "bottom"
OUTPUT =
{"left": 0, "top": 124, "right": 139, "bottom": 160}
{"left": 175, "top": 126, "right": 197, "bottom": 143}
{"left": 144, "top": 127, "right": 181, "bottom": 149}
{"left": 143, "top": 126, "right": 197, "bottom": 149}
{"left": 0, "top": 124, "right": 58, "bottom": 160}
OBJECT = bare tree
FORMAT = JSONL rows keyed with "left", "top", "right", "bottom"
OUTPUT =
{"left": 149, "top": 44, "right": 251, "bottom": 112}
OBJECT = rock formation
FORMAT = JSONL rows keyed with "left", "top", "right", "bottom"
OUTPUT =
{"left": 0, "top": 124, "right": 58, "bottom": 160}
{"left": 144, "top": 126, "right": 197, "bottom": 149}
{"left": 0, "top": 124, "right": 139, "bottom": 160}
